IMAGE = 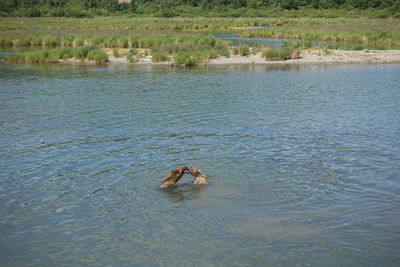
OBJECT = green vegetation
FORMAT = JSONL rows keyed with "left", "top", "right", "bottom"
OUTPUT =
{"left": 1, "top": 0, "right": 399, "bottom": 18}
{"left": 126, "top": 48, "right": 137, "bottom": 62}
{"left": 173, "top": 52, "right": 199, "bottom": 66}
{"left": 5, "top": 46, "right": 109, "bottom": 64}
{"left": 2, "top": 16, "right": 400, "bottom": 66}
{"left": 237, "top": 20, "right": 400, "bottom": 49}
{"left": 87, "top": 49, "right": 109, "bottom": 63}
{"left": 1, "top": 17, "right": 398, "bottom": 51}
{"left": 262, "top": 47, "right": 300, "bottom": 61}
{"left": 112, "top": 48, "right": 120, "bottom": 57}
{"left": 0, "top": 17, "right": 352, "bottom": 36}
{"left": 151, "top": 52, "right": 169, "bottom": 62}
{"left": 3, "top": 33, "right": 231, "bottom": 65}
{"left": 238, "top": 45, "right": 251, "bottom": 56}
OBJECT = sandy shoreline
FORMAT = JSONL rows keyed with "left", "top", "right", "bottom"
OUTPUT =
{"left": 58, "top": 49, "right": 400, "bottom": 66}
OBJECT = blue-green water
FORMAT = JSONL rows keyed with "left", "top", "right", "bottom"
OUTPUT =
{"left": 1, "top": 61, "right": 400, "bottom": 266}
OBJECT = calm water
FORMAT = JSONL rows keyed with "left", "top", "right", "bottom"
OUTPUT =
{"left": 215, "top": 32, "right": 289, "bottom": 47}
{"left": 1, "top": 61, "right": 400, "bottom": 266}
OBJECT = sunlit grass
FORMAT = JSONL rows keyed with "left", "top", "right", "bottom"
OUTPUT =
{"left": 262, "top": 47, "right": 300, "bottom": 61}
{"left": 5, "top": 46, "right": 109, "bottom": 64}
{"left": 238, "top": 28, "right": 400, "bottom": 49}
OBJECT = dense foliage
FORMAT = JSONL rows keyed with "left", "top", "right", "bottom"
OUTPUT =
{"left": 1, "top": 0, "right": 399, "bottom": 17}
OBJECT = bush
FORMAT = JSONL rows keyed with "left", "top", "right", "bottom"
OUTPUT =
{"left": 173, "top": 52, "right": 199, "bottom": 66}
{"left": 18, "top": 8, "right": 41, "bottom": 17}
{"left": 152, "top": 52, "right": 169, "bottom": 62}
{"left": 112, "top": 48, "right": 121, "bottom": 57}
{"left": 87, "top": 49, "right": 108, "bottom": 64}
{"left": 262, "top": 47, "right": 299, "bottom": 61}
{"left": 46, "top": 49, "right": 61, "bottom": 62}
{"left": 73, "top": 46, "right": 95, "bottom": 59}
{"left": 352, "top": 45, "right": 364, "bottom": 50}
{"left": 26, "top": 51, "right": 47, "bottom": 63}
{"left": 238, "top": 45, "right": 250, "bottom": 56}
{"left": 126, "top": 49, "right": 138, "bottom": 62}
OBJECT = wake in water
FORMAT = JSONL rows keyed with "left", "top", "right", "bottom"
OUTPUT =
{"left": 159, "top": 166, "right": 208, "bottom": 189}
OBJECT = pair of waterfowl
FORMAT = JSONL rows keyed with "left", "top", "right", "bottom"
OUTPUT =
{"left": 159, "top": 166, "right": 208, "bottom": 188}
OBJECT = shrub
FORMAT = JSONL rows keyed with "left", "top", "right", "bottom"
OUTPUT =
{"left": 112, "top": 49, "right": 121, "bottom": 58}
{"left": 87, "top": 49, "right": 108, "bottom": 64}
{"left": 73, "top": 36, "right": 85, "bottom": 47}
{"left": 173, "top": 52, "right": 199, "bottom": 66}
{"left": 152, "top": 52, "right": 169, "bottom": 62}
{"left": 352, "top": 45, "right": 364, "bottom": 50}
{"left": 43, "top": 36, "right": 60, "bottom": 47}
{"left": 238, "top": 45, "right": 250, "bottom": 56}
{"left": 262, "top": 47, "right": 299, "bottom": 61}
{"left": 73, "top": 46, "right": 95, "bottom": 59}
{"left": 59, "top": 47, "right": 74, "bottom": 59}
{"left": 126, "top": 49, "right": 138, "bottom": 62}
{"left": 46, "top": 49, "right": 61, "bottom": 62}
{"left": 25, "top": 51, "right": 47, "bottom": 63}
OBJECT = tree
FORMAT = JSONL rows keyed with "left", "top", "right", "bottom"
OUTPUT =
{"left": 106, "top": 0, "right": 119, "bottom": 11}
{"left": 0, "top": 0, "right": 18, "bottom": 12}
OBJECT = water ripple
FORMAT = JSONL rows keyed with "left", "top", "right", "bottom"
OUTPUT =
{"left": 1, "top": 63, "right": 400, "bottom": 266}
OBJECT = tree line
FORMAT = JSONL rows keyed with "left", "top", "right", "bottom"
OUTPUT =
{"left": 1, "top": 0, "right": 399, "bottom": 17}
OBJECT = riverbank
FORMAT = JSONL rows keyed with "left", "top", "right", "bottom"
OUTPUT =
{"left": 6, "top": 47, "right": 400, "bottom": 66}
{"left": 208, "top": 49, "right": 400, "bottom": 65}
{"left": 85, "top": 49, "right": 400, "bottom": 65}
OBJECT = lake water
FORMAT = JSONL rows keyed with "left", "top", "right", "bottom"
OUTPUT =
{"left": 1, "top": 60, "right": 400, "bottom": 266}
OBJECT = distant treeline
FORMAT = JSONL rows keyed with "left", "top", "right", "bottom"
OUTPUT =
{"left": 1, "top": 0, "right": 399, "bottom": 17}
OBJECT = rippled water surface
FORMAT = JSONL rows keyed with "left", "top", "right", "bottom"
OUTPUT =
{"left": 1, "top": 61, "right": 400, "bottom": 266}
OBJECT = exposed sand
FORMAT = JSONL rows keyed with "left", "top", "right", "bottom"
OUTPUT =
{"left": 207, "top": 49, "right": 400, "bottom": 65}
{"left": 60, "top": 49, "right": 400, "bottom": 66}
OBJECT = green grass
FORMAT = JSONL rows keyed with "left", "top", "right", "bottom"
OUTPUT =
{"left": 173, "top": 52, "right": 200, "bottom": 66}
{"left": 262, "top": 47, "right": 300, "bottom": 61}
{"left": 4, "top": 35, "right": 230, "bottom": 65}
{"left": 0, "top": 17, "right": 345, "bottom": 34}
{"left": 5, "top": 46, "right": 108, "bottom": 64}
{"left": 238, "top": 45, "right": 250, "bottom": 56}
{"left": 151, "top": 52, "right": 169, "bottom": 62}
{"left": 238, "top": 27, "right": 400, "bottom": 50}
{"left": 1, "top": 17, "right": 399, "bottom": 52}
{"left": 112, "top": 48, "right": 121, "bottom": 57}
{"left": 126, "top": 48, "right": 138, "bottom": 62}
{"left": 87, "top": 49, "right": 109, "bottom": 64}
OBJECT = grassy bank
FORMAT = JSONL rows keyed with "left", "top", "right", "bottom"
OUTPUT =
{"left": 1, "top": 17, "right": 398, "bottom": 37}
{"left": 5, "top": 45, "right": 303, "bottom": 66}
{"left": 0, "top": 17, "right": 340, "bottom": 34}
{"left": 238, "top": 29, "right": 400, "bottom": 49}
{"left": 236, "top": 18, "right": 400, "bottom": 49}
{"left": 1, "top": 17, "right": 399, "bottom": 50}
{"left": 0, "top": 33, "right": 229, "bottom": 49}
{"left": 4, "top": 33, "right": 232, "bottom": 66}
{"left": 5, "top": 46, "right": 109, "bottom": 64}
{"left": 3, "top": 17, "right": 400, "bottom": 65}
{"left": 262, "top": 47, "right": 301, "bottom": 61}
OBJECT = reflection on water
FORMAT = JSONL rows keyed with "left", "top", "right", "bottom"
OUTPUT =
{"left": 1, "top": 61, "right": 400, "bottom": 266}
{"left": 161, "top": 183, "right": 208, "bottom": 202}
